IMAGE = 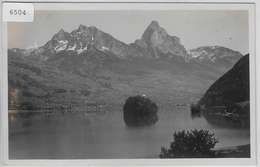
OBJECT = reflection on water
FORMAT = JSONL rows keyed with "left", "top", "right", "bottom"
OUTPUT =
{"left": 190, "top": 112, "right": 201, "bottom": 119}
{"left": 202, "top": 108, "right": 250, "bottom": 129}
{"left": 9, "top": 107, "right": 250, "bottom": 159}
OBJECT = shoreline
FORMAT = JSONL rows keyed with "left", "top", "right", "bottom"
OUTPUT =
{"left": 213, "top": 144, "right": 250, "bottom": 151}
{"left": 137, "top": 144, "right": 250, "bottom": 159}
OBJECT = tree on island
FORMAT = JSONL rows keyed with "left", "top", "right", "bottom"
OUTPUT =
{"left": 190, "top": 103, "right": 202, "bottom": 119}
{"left": 123, "top": 95, "right": 158, "bottom": 126}
{"left": 159, "top": 129, "right": 219, "bottom": 158}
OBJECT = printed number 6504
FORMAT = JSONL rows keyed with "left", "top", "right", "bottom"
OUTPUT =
{"left": 10, "top": 9, "right": 26, "bottom": 15}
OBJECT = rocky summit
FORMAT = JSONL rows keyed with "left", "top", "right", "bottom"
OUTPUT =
{"left": 45, "top": 24, "right": 141, "bottom": 59}
{"left": 132, "top": 21, "right": 187, "bottom": 60}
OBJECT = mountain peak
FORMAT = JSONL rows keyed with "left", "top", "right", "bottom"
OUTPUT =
{"left": 58, "top": 29, "right": 65, "bottom": 34}
{"left": 141, "top": 21, "right": 166, "bottom": 41}
{"left": 150, "top": 21, "right": 160, "bottom": 28}
{"left": 52, "top": 29, "right": 67, "bottom": 40}
{"left": 78, "top": 24, "right": 87, "bottom": 31}
{"left": 89, "top": 26, "right": 97, "bottom": 29}
{"left": 145, "top": 21, "right": 163, "bottom": 32}
{"left": 135, "top": 21, "right": 187, "bottom": 59}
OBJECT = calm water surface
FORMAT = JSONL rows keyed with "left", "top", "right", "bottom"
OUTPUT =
{"left": 9, "top": 107, "right": 250, "bottom": 159}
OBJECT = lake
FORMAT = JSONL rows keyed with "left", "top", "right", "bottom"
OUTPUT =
{"left": 9, "top": 106, "right": 250, "bottom": 159}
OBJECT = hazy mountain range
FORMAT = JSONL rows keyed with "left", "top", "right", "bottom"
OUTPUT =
{"left": 8, "top": 21, "right": 246, "bottom": 110}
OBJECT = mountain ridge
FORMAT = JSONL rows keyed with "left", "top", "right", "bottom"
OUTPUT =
{"left": 132, "top": 21, "right": 188, "bottom": 60}
{"left": 9, "top": 21, "right": 190, "bottom": 61}
{"left": 187, "top": 46, "right": 244, "bottom": 72}
{"left": 7, "top": 21, "right": 247, "bottom": 110}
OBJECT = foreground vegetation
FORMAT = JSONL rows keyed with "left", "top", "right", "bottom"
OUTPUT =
{"left": 159, "top": 129, "right": 219, "bottom": 158}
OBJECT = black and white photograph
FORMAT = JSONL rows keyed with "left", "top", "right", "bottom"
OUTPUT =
{"left": 1, "top": 2, "right": 258, "bottom": 166}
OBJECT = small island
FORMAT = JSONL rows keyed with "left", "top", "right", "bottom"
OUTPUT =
{"left": 123, "top": 95, "right": 158, "bottom": 126}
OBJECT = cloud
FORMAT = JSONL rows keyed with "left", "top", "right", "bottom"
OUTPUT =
{"left": 26, "top": 43, "right": 42, "bottom": 50}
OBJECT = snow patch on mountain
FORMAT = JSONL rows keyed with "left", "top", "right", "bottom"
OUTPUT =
{"left": 211, "top": 57, "right": 216, "bottom": 63}
{"left": 99, "top": 45, "right": 110, "bottom": 51}
{"left": 76, "top": 31, "right": 83, "bottom": 36}
{"left": 67, "top": 44, "right": 76, "bottom": 51}
{"left": 187, "top": 50, "right": 200, "bottom": 58}
{"left": 188, "top": 46, "right": 243, "bottom": 63}
{"left": 77, "top": 46, "right": 88, "bottom": 54}
{"left": 54, "top": 40, "right": 68, "bottom": 53}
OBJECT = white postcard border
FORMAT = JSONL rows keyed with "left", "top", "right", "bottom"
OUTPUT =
{"left": 1, "top": 1, "right": 259, "bottom": 167}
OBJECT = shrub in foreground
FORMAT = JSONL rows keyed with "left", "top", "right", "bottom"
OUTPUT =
{"left": 159, "top": 129, "right": 219, "bottom": 158}
{"left": 123, "top": 95, "right": 158, "bottom": 126}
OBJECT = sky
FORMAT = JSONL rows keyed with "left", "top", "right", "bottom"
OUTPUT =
{"left": 8, "top": 10, "right": 249, "bottom": 55}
